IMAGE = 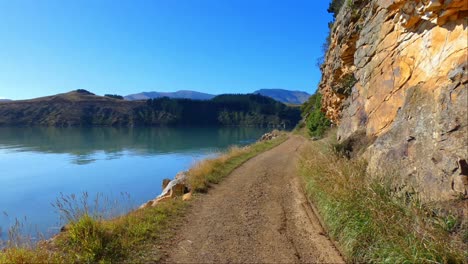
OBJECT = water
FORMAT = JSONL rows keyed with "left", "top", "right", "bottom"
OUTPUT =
{"left": 0, "top": 126, "right": 270, "bottom": 241}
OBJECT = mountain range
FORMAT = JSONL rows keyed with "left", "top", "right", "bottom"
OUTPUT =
{"left": 125, "top": 89, "right": 310, "bottom": 105}
{"left": 253, "top": 89, "right": 310, "bottom": 105}
{"left": 125, "top": 90, "right": 215, "bottom": 101}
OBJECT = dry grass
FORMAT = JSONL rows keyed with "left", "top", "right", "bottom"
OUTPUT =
{"left": 299, "top": 131, "right": 466, "bottom": 263}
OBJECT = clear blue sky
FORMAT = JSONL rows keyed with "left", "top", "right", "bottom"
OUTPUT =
{"left": 0, "top": 0, "right": 332, "bottom": 100}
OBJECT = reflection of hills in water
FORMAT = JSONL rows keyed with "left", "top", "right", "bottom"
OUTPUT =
{"left": 0, "top": 127, "right": 269, "bottom": 165}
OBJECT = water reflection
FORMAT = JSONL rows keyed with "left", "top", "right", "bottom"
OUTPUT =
{"left": 0, "top": 127, "right": 269, "bottom": 165}
{"left": 0, "top": 126, "right": 270, "bottom": 240}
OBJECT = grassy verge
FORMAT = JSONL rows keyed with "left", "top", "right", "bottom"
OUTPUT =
{"left": 299, "top": 131, "right": 466, "bottom": 263}
{"left": 0, "top": 133, "right": 287, "bottom": 263}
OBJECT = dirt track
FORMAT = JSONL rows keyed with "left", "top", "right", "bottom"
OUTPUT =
{"left": 165, "top": 135, "right": 344, "bottom": 263}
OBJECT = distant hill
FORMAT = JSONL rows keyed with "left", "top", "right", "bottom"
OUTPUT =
{"left": 0, "top": 90, "right": 300, "bottom": 127}
{"left": 125, "top": 90, "right": 215, "bottom": 101}
{"left": 254, "top": 89, "right": 310, "bottom": 105}
{"left": 125, "top": 89, "right": 311, "bottom": 104}
{"left": 0, "top": 99, "right": 11, "bottom": 102}
{"left": 0, "top": 90, "right": 149, "bottom": 127}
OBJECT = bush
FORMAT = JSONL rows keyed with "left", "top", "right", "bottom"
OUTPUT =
{"left": 302, "top": 93, "right": 331, "bottom": 138}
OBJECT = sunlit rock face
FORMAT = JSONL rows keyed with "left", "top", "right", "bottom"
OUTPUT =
{"left": 320, "top": 0, "right": 467, "bottom": 201}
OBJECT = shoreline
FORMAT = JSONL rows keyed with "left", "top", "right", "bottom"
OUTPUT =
{"left": 1, "top": 131, "right": 288, "bottom": 263}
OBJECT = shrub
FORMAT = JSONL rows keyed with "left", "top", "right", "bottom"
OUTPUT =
{"left": 303, "top": 93, "right": 331, "bottom": 138}
{"left": 334, "top": 73, "right": 356, "bottom": 96}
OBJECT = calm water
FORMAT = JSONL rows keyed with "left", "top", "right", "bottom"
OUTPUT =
{"left": 0, "top": 126, "right": 270, "bottom": 240}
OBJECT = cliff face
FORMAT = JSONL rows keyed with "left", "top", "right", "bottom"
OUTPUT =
{"left": 320, "top": 0, "right": 467, "bottom": 201}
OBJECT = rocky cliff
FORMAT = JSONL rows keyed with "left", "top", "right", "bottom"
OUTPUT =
{"left": 320, "top": 0, "right": 467, "bottom": 201}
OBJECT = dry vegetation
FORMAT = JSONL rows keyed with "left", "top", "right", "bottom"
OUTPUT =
{"left": 0, "top": 133, "right": 287, "bottom": 263}
{"left": 299, "top": 129, "right": 467, "bottom": 263}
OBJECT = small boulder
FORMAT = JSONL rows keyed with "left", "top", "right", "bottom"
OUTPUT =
{"left": 183, "top": 192, "right": 193, "bottom": 201}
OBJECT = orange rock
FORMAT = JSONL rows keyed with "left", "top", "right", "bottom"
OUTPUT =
{"left": 183, "top": 192, "right": 193, "bottom": 201}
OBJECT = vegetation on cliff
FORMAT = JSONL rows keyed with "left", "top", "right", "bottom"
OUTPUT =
{"left": 327, "top": 0, "right": 345, "bottom": 18}
{"left": 0, "top": 90, "right": 300, "bottom": 127}
{"left": 300, "top": 93, "right": 331, "bottom": 138}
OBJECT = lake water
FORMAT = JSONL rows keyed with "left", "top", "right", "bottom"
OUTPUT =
{"left": 0, "top": 126, "right": 270, "bottom": 241}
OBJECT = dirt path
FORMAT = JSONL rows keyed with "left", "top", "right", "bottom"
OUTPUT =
{"left": 165, "top": 135, "right": 344, "bottom": 263}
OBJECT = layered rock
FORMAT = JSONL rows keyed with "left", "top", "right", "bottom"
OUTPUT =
{"left": 320, "top": 0, "right": 467, "bottom": 201}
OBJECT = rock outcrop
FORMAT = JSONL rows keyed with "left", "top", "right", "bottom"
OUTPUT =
{"left": 139, "top": 171, "right": 191, "bottom": 208}
{"left": 259, "top": 130, "right": 281, "bottom": 141}
{"left": 320, "top": 0, "right": 467, "bottom": 201}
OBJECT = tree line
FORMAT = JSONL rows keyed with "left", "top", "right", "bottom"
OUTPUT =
{"left": 136, "top": 94, "right": 301, "bottom": 127}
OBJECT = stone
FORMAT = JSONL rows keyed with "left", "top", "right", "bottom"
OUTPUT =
{"left": 259, "top": 131, "right": 281, "bottom": 141}
{"left": 183, "top": 192, "right": 193, "bottom": 201}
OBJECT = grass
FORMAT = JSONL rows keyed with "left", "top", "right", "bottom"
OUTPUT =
{"left": 0, "top": 133, "right": 287, "bottom": 263}
{"left": 299, "top": 130, "right": 467, "bottom": 263}
{"left": 1, "top": 199, "right": 187, "bottom": 263}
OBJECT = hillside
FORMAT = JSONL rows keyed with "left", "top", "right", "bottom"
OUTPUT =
{"left": 125, "top": 90, "right": 215, "bottom": 101}
{"left": 0, "top": 90, "right": 300, "bottom": 127}
{"left": 317, "top": 0, "right": 467, "bottom": 201}
{"left": 254, "top": 89, "right": 310, "bottom": 104}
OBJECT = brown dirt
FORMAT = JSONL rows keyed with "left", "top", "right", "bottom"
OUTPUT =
{"left": 165, "top": 135, "right": 344, "bottom": 263}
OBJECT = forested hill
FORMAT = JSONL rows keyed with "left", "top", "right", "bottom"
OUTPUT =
{"left": 0, "top": 90, "right": 300, "bottom": 127}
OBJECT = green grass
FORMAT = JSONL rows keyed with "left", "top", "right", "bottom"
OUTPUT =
{"left": 1, "top": 133, "right": 287, "bottom": 264}
{"left": 299, "top": 131, "right": 466, "bottom": 263}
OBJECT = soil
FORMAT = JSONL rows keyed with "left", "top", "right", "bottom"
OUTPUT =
{"left": 164, "top": 135, "right": 344, "bottom": 263}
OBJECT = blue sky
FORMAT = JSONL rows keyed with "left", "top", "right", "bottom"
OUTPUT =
{"left": 0, "top": 0, "right": 332, "bottom": 100}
